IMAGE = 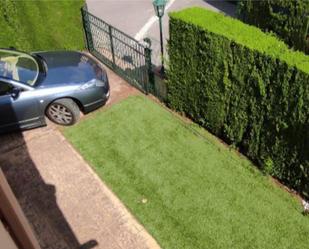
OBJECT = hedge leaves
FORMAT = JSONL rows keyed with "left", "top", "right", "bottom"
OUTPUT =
{"left": 168, "top": 7, "right": 309, "bottom": 198}
{"left": 238, "top": 0, "right": 309, "bottom": 54}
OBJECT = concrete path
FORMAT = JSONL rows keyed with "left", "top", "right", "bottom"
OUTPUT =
{"left": 86, "top": 0, "right": 237, "bottom": 65}
{"left": 0, "top": 69, "right": 160, "bottom": 249}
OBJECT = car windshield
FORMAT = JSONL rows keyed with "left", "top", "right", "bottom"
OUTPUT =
{"left": 0, "top": 49, "right": 39, "bottom": 86}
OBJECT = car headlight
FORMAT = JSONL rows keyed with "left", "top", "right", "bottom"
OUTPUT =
{"left": 79, "top": 79, "right": 106, "bottom": 90}
{"left": 95, "top": 79, "right": 106, "bottom": 87}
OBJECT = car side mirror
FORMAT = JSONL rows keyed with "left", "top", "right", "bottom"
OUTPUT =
{"left": 11, "top": 88, "right": 21, "bottom": 99}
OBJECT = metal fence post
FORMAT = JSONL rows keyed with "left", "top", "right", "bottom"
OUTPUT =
{"left": 81, "top": 6, "right": 94, "bottom": 51}
{"left": 143, "top": 38, "right": 154, "bottom": 95}
{"left": 108, "top": 26, "right": 116, "bottom": 66}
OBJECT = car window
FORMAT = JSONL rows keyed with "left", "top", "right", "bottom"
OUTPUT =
{"left": 0, "top": 49, "right": 39, "bottom": 86}
{"left": 0, "top": 82, "right": 14, "bottom": 96}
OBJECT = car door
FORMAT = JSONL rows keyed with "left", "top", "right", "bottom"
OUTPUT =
{"left": 0, "top": 81, "right": 42, "bottom": 132}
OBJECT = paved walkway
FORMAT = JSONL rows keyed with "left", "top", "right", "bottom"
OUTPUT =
{"left": 0, "top": 68, "right": 160, "bottom": 249}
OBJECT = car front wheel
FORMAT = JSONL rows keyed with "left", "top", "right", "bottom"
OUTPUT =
{"left": 46, "top": 98, "right": 80, "bottom": 126}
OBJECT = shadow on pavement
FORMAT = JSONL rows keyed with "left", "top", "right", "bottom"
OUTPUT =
{"left": 0, "top": 131, "right": 98, "bottom": 249}
{"left": 204, "top": 0, "right": 237, "bottom": 17}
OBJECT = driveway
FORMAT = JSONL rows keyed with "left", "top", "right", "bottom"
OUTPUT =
{"left": 0, "top": 69, "right": 159, "bottom": 249}
{"left": 86, "top": 0, "right": 237, "bottom": 65}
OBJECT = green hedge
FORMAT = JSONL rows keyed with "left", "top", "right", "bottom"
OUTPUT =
{"left": 238, "top": 0, "right": 309, "bottom": 54}
{"left": 0, "top": 0, "right": 85, "bottom": 51}
{"left": 168, "top": 7, "right": 309, "bottom": 198}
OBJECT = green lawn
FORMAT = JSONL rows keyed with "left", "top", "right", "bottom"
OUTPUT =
{"left": 0, "top": 0, "right": 84, "bottom": 51}
{"left": 64, "top": 96, "right": 309, "bottom": 249}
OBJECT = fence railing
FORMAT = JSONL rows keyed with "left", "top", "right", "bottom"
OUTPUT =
{"left": 81, "top": 7, "right": 152, "bottom": 93}
{"left": 81, "top": 6, "right": 167, "bottom": 100}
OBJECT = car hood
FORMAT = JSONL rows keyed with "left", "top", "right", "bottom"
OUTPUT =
{"left": 35, "top": 51, "right": 102, "bottom": 86}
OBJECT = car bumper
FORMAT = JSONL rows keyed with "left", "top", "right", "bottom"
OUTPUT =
{"left": 83, "top": 89, "right": 110, "bottom": 113}
{"left": 106, "top": 89, "right": 110, "bottom": 99}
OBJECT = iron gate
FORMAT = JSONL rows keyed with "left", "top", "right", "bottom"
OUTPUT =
{"left": 81, "top": 7, "right": 153, "bottom": 94}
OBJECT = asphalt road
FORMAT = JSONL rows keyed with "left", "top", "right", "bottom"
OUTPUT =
{"left": 86, "top": 0, "right": 237, "bottom": 66}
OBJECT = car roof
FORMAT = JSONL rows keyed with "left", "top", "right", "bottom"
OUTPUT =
{"left": 0, "top": 47, "right": 30, "bottom": 54}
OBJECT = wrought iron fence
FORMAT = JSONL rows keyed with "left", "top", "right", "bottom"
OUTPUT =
{"left": 81, "top": 7, "right": 153, "bottom": 94}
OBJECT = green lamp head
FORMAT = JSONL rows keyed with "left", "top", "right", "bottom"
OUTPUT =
{"left": 152, "top": 0, "right": 167, "bottom": 18}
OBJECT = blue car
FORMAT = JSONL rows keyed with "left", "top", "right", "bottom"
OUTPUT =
{"left": 0, "top": 48, "right": 110, "bottom": 133}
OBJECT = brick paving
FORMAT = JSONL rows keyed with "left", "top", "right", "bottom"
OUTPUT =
{"left": 0, "top": 68, "right": 160, "bottom": 249}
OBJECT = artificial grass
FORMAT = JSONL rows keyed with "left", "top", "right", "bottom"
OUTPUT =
{"left": 64, "top": 96, "right": 309, "bottom": 249}
{"left": 169, "top": 8, "right": 309, "bottom": 74}
{"left": 0, "top": 0, "right": 84, "bottom": 51}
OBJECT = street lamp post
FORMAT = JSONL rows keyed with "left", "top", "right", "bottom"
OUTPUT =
{"left": 152, "top": 0, "right": 167, "bottom": 76}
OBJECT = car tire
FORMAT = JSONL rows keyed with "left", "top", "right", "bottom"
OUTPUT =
{"left": 46, "top": 98, "right": 80, "bottom": 126}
